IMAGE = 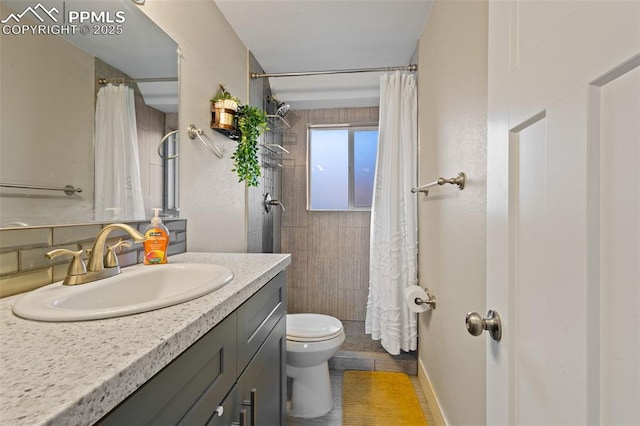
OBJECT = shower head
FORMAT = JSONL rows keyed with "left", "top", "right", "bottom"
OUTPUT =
{"left": 267, "top": 96, "right": 290, "bottom": 118}
{"left": 275, "top": 102, "right": 290, "bottom": 118}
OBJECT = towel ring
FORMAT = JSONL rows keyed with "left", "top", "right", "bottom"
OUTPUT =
{"left": 157, "top": 130, "right": 180, "bottom": 159}
{"left": 188, "top": 124, "right": 223, "bottom": 159}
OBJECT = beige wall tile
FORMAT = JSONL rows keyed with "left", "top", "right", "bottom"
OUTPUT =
{"left": 20, "top": 244, "right": 79, "bottom": 271}
{"left": 308, "top": 286, "right": 338, "bottom": 317}
{"left": 165, "top": 219, "right": 187, "bottom": 231}
{"left": 309, "top": 212, "right": 340, "bottom": 258}
{"left": 308, "top": 258, "right": 339, "bottom": 291}
{"left": 0, "top": 228, "right": 51, "bottom": 250}
{"left": 339, "top": 227, "right": 369, "bottom": 260}
{"left": 308, "top": 109, "right": 341, "bottom": 124}
{"left": 167, "top": 241, "right": 186, "bottom": 256}
{"left": 282, "top": 227, "right": 309, "bottom": 259}
{"left": 287, "top": 287, "right": 309, "bottom": 313}
{"left": 339, "top": 211, "right": 371, "bottom": 228}
{"left": 0, "top": 268, "right": 51, "bottom": 298}
{"left": 116, "top": 250, "right": 140, "bottom": 268}
{"left": 287, "top": 255, "right": 308, "bottom": 289}
{"left": 337, "top": 289, "right": 368, "bottom": 320}
{"left": 52, "top": 263, "right": 69, "bottom": 282}
{"left": 338, "top": 258, "right": 364, "bottom": 290}
{"left": 292, "top": 166, "right": 309, "bottom": 227}
{"left": 0, "top": 252, "right": 18, "bottom": 275}
{"left": 53, "top": 225, "right": 102, "bottom": 245}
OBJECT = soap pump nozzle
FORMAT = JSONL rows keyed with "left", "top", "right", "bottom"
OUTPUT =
{"left": 151, "top": 208, "right": 162, "bottom": 225}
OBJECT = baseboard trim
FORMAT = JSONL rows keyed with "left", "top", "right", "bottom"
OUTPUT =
{"left": 417, "top": 357, "right": 448, "bottom": 426}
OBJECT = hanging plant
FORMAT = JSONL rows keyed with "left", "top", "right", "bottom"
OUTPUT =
{"left": 232, "top": 105, "right": 268, "bottom": 187}
{"left": 210, "top": 84, "right": 241, "bottom": 109}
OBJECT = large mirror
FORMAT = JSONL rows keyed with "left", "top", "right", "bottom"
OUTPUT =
{"left": 0, "top": 0, "right": 179, "bottom": 228}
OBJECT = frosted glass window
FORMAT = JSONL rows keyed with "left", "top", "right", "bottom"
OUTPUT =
{"left": 308, "top": 125, "right": 378, "bottom": 211}
{"left": 353, "top": 130, "right": 378, "bottom": 208}
{"left": 309, "top": 130, "right": 349, "bottom": 210}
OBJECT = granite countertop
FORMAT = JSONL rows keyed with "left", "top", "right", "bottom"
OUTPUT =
{"left": 0, "top": 252, "right": 291, "bottom": 426}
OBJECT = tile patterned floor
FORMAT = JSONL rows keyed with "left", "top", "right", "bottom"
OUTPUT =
{"left": 286, "top": 321, "right": 436, "bottom": 425}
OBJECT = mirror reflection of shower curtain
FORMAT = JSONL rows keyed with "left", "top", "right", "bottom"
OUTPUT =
{"left": 94, "top": 84, "right": 145, "bottom": 221}
{"left": 366, "top": 71, "right": 418, "bottom": 355}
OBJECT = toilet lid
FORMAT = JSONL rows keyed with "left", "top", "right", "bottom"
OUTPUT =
{"left": 287, "top": 313, "right": 344, "bottom": 342}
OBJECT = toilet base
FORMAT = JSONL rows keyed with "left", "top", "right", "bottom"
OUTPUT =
{"left": 287, "top": 362, "right": 333, "bottom": 418}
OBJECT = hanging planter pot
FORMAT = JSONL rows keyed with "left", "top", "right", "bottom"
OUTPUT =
{"left": 210, "top": 86, "right": 241, "bottom": 139}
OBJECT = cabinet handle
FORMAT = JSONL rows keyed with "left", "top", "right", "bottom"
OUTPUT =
{"left": 231, "top": 408, "right": 246, "bottom": 426}
{"left": 242, "top": 388, "right": 257, "bottom": 425}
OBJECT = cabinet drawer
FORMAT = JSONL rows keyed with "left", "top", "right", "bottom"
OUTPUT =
{"left": 236, "top": 271, "right": 286, "bottom": 374}
{"left": 208, "top": 315, "right": 286, "bottom": 426}
{"left": 98, "top": 312, "right": 237, "bottom": 426}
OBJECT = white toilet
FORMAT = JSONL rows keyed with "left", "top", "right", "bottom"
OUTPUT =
{"left": 286, "top": 313, "right": 345, "bottom": 418}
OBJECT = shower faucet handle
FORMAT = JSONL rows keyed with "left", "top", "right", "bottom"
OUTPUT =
{"left": 264, "top": 193, "right": 285, "bottom": 213}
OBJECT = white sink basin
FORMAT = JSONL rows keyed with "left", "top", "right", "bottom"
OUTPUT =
{"left": 12, "top": 263, "right": 234, "bottom": 322}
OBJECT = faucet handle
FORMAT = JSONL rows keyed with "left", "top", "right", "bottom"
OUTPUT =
{"left": 45, "top": 249, "right": 87, "bottom": 276}
{"left": 104, "top": 240, "right": 133, "bottom": 268}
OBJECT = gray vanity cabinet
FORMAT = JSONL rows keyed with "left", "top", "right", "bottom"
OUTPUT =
{"left": 98, "top": 271, "right": 286, "bottom": 426}
{"left": 208, "top": 315, "right": 286, "bottom": 426}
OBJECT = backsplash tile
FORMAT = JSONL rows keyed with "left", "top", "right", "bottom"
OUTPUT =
{"left": 0, "top": 219, "right": 187, "bottom": 298}
{"left": 52, "top": 225, "right": 102, "bottom": 245}
{"left": 0, "top": 228, "right": 51, "bottom": 250}
{"left": 0, "top": 269, "right": 51, "bottom": 298}
{"left": 0, "top": 252, "right": 18, "bottom": 275}
{"left": 20, "top": 244, "right": 79, "bottom": 271}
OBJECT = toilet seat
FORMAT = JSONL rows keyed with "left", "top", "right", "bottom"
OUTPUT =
{"left": 287, "top": 313, "right": 344, "bottom": 342}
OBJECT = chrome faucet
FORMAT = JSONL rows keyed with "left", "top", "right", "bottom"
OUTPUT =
{"left": 46, "top": 223, "right": 146, "bottom": 286}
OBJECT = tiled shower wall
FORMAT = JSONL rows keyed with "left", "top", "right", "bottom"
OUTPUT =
{"left": 282, "top": 107, "right": 378, "bottom": 321}
{"left": 247, "top": 52, "right": 282, "bottom": 253}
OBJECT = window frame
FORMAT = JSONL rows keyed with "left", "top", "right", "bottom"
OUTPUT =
{"left": 306, "top": 122, "right": 379, "bottom": 212}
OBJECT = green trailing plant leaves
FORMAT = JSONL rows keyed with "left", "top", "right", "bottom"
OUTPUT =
{"left": 234, "top": 105, "right": 268, "bottom": 187}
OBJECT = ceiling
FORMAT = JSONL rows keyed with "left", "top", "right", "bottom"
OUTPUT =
{"left": 214, "top": 0, "right": 433, "bottom": 110}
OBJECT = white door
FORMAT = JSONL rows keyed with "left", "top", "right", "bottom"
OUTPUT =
{"left": 486, "top": 1, "right": 640, "bottom": 424}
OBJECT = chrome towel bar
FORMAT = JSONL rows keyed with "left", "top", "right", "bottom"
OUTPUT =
{"left": 0, "top": 183, "right": 82, "bottom": 196}
{"left": 411, "top": 172, "right": 466, "bottom": 196}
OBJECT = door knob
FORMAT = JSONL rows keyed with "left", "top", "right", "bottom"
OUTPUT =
{"left": 465, "top": 310, "right": 502, "bottom": 341}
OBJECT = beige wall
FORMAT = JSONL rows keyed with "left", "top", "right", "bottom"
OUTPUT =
{"left": 282, "top": 107, "right": 377, "bottom": 321}
{"left": 417, "top": 1, "right": 488, "bottom": 424}
{"left": 141, "top": 1, "right": 249, "bottom": 252}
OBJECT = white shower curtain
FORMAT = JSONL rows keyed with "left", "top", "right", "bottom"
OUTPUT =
{"left": 366, "top": 72, "right": 418, "bottom": 355}
{"left": 94, "top": 84, "right": 145, "bottom": 221}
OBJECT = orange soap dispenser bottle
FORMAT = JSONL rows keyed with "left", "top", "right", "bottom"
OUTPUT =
{"left": 143, "top": 208, "right": 169, "bottom": 265}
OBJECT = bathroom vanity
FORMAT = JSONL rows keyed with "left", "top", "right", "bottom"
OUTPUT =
{"left": 0, "top": 252, "right": 290, "bottom": 425}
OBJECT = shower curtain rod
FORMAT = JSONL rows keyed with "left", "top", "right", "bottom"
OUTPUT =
{"left": 98, "top": 77, "right": 178, "bottom": 85}
{"left": 250, "top": 64, "right": 417, "bottom": 79}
